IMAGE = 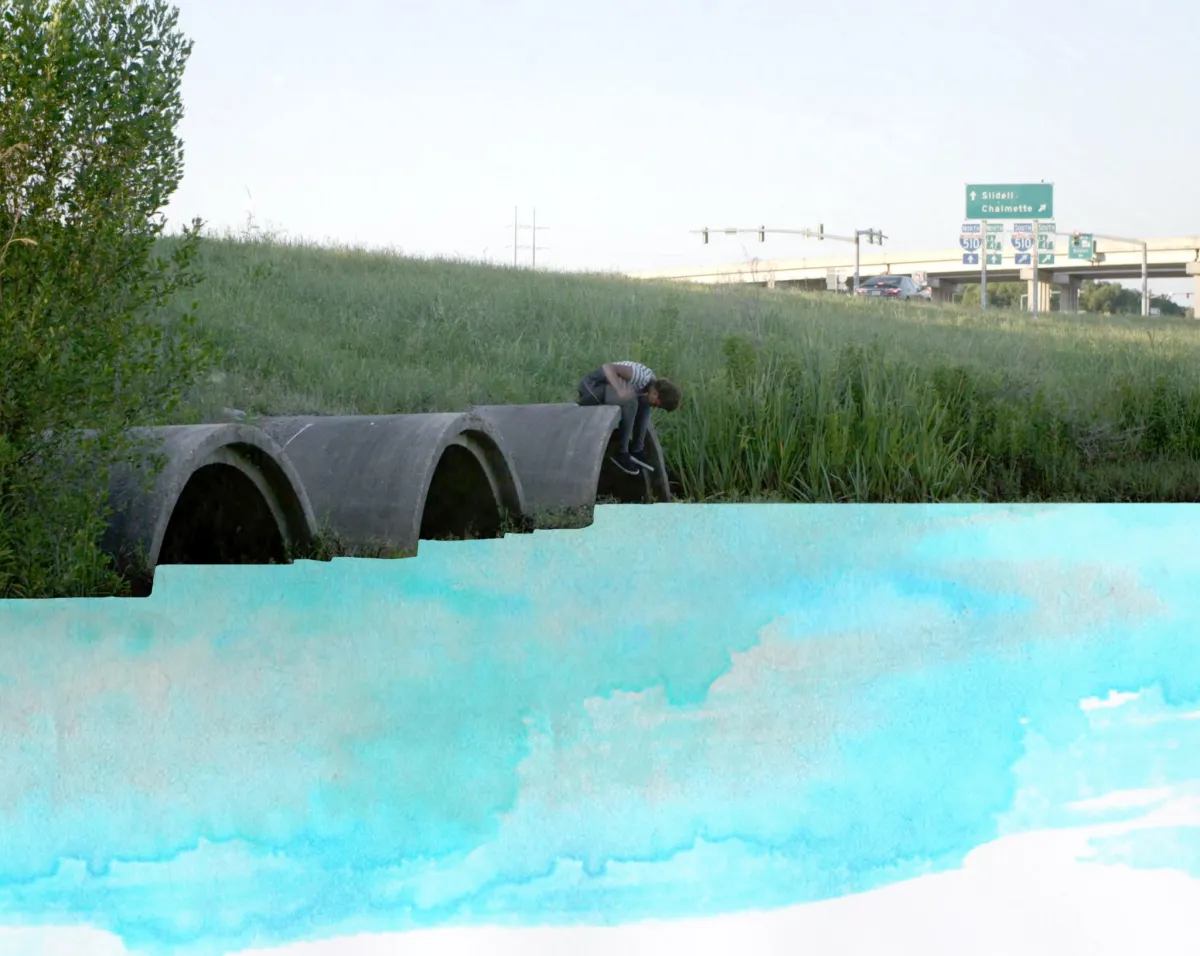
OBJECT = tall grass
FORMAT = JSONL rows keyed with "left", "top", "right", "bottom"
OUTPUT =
{"left": 165, "top": 228, "right": 1200, "bottom": 503}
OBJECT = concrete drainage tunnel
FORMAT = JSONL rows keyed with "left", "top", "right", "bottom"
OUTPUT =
{"left": 100, "top": 404, "right": 672, "bottom": 594}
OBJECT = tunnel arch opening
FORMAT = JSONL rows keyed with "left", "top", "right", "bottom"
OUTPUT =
{"left": 153, "top": 462, "right": 287, "bottom": 573}
{"left": 103, "top": 428, "right": 317, "bottom": 596}
{"left": 419, "top": 442, "right": 505, "bottom": 542}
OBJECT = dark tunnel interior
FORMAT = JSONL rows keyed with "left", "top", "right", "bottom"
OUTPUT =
{"left": 419, "top": 444, "right": 505, "bottom": 542}
{"left": 134, "top": 463, "right": 288, "bottom": 595}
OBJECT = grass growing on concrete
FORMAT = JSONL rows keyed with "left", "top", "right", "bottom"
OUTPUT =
{"left": 169, "top": 227, "right": 1200, "bottom": 502}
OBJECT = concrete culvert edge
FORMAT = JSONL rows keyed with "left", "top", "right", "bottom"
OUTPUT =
{"left": 258, "top": 412, "right": 529, "bottom": 558}
{"left": 102, "top": 425, "right": 318, "bottom": 596}
{"left": 468, "top": 403, "right": 672, "bottom": 529}
{"left": 99, "top": 403, "right": 672, "bottom": 588}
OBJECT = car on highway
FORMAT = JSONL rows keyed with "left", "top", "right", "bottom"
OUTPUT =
{"left": 855, "top": 275, "right": 925, "bottom": 300}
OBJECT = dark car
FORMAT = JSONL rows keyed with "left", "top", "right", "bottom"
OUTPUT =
{"left": 855, "top": 275, "right": 924, "bottom": 300}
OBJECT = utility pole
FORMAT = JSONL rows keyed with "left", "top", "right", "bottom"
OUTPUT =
{"left": 519, "top": 207, "right": 549, "bottom": 268}
{"left": 693, "top": 224, "right": 887, "bottom": 292}
{"left": 506, "top": 207, "right": 550, "bottom": 268}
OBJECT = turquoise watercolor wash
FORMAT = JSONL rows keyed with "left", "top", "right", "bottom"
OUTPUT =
{"left": 0, "top": 504, "right": 1197, "bottom": 955}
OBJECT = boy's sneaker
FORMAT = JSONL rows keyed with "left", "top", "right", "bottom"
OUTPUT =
{"left": 627, "top": 449, "right": 655, "bottom": 473}
{"left": 610, "top": 452, "right": 641, "bottom": 476}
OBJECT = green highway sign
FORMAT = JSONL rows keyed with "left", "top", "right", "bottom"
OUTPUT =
{"left": 982, "top": 223, "right": 1003, "bottom": 264}
{"left": 965, "top": 183, "right": 1054, "bottom": 220}
{"left": 1039, "top": 252, "right": 1055, "bottom": 265}
{"left": 1036, "top": 225, "right": 1056, "bottom": 251}
{"left": 1069, "top": 232, "right": 1095, "bottom": 260}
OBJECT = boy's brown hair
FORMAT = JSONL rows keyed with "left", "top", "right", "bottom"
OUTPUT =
{"left": 654, "top": 378, "right": 682, "bottom": 411}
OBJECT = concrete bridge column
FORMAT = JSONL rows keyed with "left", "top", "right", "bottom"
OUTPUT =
{"left": 1189, "top": 263, "right": 1200, "bottom": 317}
{"left": 929, "top": 278, "right": 956, "bottom": 304}
{"left": 1025, "top": 278, "right": 1052, "bottom": 312}
{"left": 1053, "top": 274, "right": 1081, "bottom": 313}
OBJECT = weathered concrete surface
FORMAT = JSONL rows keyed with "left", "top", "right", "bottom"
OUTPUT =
{"left": 260, "top": 412, "right": 527, "bottom": 556}
{"left": 469, "top": 403, "right": 672, "bottom": 528}
{"left": 102, "top": 424, "right": 318, "bottom": 580}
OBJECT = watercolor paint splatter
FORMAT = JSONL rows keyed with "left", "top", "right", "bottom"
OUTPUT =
{"left": 0, "top": 504, "right": 1196, "bottom": 955}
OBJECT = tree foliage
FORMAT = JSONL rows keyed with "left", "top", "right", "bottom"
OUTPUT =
{"left": 959, "top": 282, "right": 1026, "bottom": 309}
{"left": 0, "top": 0, "right": 213, "bottom": 597}
{"left": 959, "top": 278, "right": 1186, "bottom": 315}
{"left": 1079, "top": 280, "right": 1185, "bottom": 316}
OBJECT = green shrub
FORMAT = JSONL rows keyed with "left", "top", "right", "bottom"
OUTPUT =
{"left": 0, "top": 0, "right": 213, "bottom": 597}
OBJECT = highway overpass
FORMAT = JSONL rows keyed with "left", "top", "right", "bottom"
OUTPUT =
{"left": 627, "top": 235, "right": 1200, "bottom": 313}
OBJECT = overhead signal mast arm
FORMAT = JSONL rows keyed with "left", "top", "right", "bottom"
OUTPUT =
{"left": 691, "top": 225, "right": 885, "bottom": 245}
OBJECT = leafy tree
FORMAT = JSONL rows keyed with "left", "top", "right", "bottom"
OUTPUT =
{"left": 958, "top": 278, "right": 1185, "bottom": 316}
{"left": 1080, "top": 280, "right": 1141, "bottom": 314}
{"left": 1150, "top": 295, "right": 1185, "bottom": 317}
{"left": 0, "top": 0, "right": 213, "bottom": 597}
{"left": 1078, "top": 280, "right": 1186, "bottom": 316}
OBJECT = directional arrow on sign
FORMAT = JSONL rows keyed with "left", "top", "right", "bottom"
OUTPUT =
{"left": 970, "top": 190, "right": 977, "bottom": 201}
{"left": 963, "top": 252, "right": 980, "bottom": 265}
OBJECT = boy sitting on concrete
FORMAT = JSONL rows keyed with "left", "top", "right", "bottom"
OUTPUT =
{"left": 576, "top": 361, "right": 682, "bottom": 475}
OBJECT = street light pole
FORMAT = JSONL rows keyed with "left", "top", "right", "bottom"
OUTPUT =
{"left": 852, "top": 228, "right": 885, "bottom": 292}
{"left": 854, "top": 232, "right": 861, "bottom": 292}
{"left": 1092, "top": 233, "right": 1151, "bottom": 316}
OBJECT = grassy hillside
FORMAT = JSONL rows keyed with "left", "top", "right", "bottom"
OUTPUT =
{"left": 168, "top": 232, "right": 1200, "bottom": 503}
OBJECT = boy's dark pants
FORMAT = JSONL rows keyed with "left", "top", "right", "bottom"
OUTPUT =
{"left": 577, "top": 380, "right": 651, "bottom": 454}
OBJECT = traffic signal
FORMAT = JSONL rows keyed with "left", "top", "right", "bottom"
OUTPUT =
{"left": 702, "top": 228, "right": 709, "bottom": 244}
{"left": 759, "top": 226, "right": 765, "bottom": 242}
{"left": 818, "top": 223, "right": 824, "bottom": 240}
{"left": 1071, "top": 231, "right": 1081, "bottom": 249}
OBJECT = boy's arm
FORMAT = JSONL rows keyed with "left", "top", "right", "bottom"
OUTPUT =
{"left": 601, "top": 363, "right": 633, "bottom": 394}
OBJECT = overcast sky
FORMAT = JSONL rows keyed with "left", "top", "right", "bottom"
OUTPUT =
{"left": 161, "top": 0, "right": 1198, "bottom": 302}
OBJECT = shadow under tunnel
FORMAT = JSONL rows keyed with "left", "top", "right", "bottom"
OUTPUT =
{"left": 419, "top": 444, "right": 505, "bottom": 542}
{"left": 596, "top": 432, "right": 656, "bottom": 504}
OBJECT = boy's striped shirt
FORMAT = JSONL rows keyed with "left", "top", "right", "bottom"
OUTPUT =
{"left": 612, "top": 361, "right": 655, "bottom": 394}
